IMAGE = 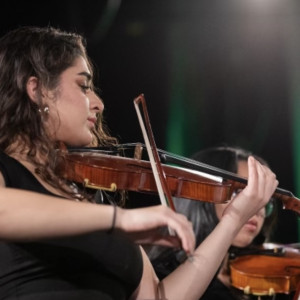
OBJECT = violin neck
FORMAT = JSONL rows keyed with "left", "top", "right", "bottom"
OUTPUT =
{"left": 156, "top": 145, "right": 300, "bottom": 216}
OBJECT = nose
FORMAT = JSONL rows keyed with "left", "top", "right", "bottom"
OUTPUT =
{"left": 256, "top": 207, "right": 266, "bottom": 218}
{"left": 89, "top": 91, "right": 104, "bottom": 113}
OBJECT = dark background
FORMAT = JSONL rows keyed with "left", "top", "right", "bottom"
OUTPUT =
{"left": 2, "top": 0, "right": 300, "bottom": 243}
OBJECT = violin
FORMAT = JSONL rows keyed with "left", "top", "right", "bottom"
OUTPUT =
{"left": 59, "top": 94, "right": 300, "bottom": 214}
{"left": 60, "top": 143, "right": 300, "bottom": 215}
{"left": 229, "top": 243, "right": 300, "bottom": 297}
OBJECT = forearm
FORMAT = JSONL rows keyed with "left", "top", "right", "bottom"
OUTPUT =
{"left": 158, "top": 216, "right": 239, "bottom": 300}
{"left": 0, "top": 187, "right": 115, "bottom": 241}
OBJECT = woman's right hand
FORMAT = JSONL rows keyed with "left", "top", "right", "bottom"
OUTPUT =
{"left": 115, "top": 205, "right": 195, "bottom": 255}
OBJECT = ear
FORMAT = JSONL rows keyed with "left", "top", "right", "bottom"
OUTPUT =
{"left": 26, "top": 76, "right": 40, "bottom": 104}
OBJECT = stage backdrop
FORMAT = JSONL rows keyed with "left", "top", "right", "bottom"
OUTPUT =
{"left": 1, "top": 0, "right": 299, "bottom": 243}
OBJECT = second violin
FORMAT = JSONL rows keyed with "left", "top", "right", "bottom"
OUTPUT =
{"left": 230, "top": 243, "right": 300, "bottom": 298}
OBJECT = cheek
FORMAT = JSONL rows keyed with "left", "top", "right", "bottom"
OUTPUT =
{"left": 214, "top": 203, "right": 228, "bottom": 220}
{"left": 256, "top": 218, "right": 265, "bottom": 233}
{"left": 79, "top": 96, "right": 90, "bottom": 110}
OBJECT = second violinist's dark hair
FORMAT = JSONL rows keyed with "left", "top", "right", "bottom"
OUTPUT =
{"left": 176, "top": 146, "right": 277, "bottom": 247}
{"left": 148, "top": 146, "right": 277, "bottom": 280}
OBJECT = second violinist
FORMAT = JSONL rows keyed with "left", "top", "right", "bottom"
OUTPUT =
{"left": 0, "top": 26, "right": 278, "bottom": 300}
{"left": 149, "top": 146, "right": 294, "bottom": 300}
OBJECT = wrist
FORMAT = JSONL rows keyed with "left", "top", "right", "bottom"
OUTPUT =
{"left": 218, "top": 214, "right": 242, "bottom": 238}
{"left": 113, "top": 206, "right": 123, "bottom": 231}
{"left": 107, "top": 204, "right": 117, "bottom": 233}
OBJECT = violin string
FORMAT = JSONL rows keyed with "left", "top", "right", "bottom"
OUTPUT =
{"left": 118, "top": 143, "right": 244, "bottom": 182}
{"left": 118, "top": 143, "right": 294, "bottom": 198}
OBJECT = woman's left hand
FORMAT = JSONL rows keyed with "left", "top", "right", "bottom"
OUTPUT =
{"left": 222, "top": 156, "right": 278, "bottom": 228}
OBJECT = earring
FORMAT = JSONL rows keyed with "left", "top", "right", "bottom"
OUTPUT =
{"left": 43, "top": 106, "right": 49, "bottom": 114}
{"left": 38, "top": 105, "right": 50, "bottom": 115}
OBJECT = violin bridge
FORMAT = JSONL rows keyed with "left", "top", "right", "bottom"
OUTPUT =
{"left": 134, "top": 143, "right": 143, "bottom": 160}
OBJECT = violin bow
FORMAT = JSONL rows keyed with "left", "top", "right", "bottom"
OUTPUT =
{"left": 134, "top": 94, "right": 176, "bottom": 216}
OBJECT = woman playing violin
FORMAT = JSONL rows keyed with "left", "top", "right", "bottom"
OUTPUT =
{"left": 150, "top": 146, "right": 293, "bottom": 300}
{"left": 0, "top": 26, "right": 278, "bottom": 300}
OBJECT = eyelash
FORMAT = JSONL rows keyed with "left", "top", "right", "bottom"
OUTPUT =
{"left": 80, "top": 85, "right": 91, "bottom": 93}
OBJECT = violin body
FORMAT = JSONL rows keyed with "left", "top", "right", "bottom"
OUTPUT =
{"left": 230, "top": 244, "right": 300, "bottom": 296}
{"left": 61, "top": 151, "right": 231, "bottom": 203}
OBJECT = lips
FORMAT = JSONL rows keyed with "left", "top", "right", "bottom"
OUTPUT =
{"left": 244, "top": 219, "right": 258, "bottom": 232}
{"left": 87, "top": 117, "right": 97, "bottom": 128}
{"left": 87, "top": 117, "right": 97, "bottom": 124}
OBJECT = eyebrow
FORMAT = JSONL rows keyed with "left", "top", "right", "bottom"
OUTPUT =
{"left": 77, "top": 71, "right": 92, "bottom": 81}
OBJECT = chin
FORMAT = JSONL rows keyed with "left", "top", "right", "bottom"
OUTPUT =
{"left": 71, "top": 134, "right": 93, "bottom": 147}
{"left": 66, "top": 139, "right": 92, "bottom": 148}
{"left": 232, "top": 236, "right": 255, "bottom": 248}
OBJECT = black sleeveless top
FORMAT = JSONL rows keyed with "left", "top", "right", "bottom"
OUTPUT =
{"left": 0, "top": 151, "right": 143, "bottom": 300}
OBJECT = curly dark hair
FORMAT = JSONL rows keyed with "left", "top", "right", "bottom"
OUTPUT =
{"left": 0, "top": 26, "right": 117, "bottom": 200}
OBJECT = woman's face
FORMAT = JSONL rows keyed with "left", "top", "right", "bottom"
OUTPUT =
{"left": 214, "top": 160, "right": 266, "bottom": 247}
{"left": 44, "top": 56, "right": 103, "bottom": 146}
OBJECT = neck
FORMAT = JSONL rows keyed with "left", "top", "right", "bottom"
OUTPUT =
{"left": 217, "top": 253, "right": 232, "bottom": 288}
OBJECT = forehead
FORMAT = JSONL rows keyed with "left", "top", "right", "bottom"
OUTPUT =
{"left": 63, "top": 56, "right": 91, "bottom": 78}
{"left": 237, "top": 160, "right": 248, "bottom": 178}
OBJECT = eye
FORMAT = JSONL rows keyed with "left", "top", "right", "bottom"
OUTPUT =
{"left": 80, "top": 84, "right": 91, "bottom": 93}
{"left": 231, "top": 189, "right": 243, "bottom": 199}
